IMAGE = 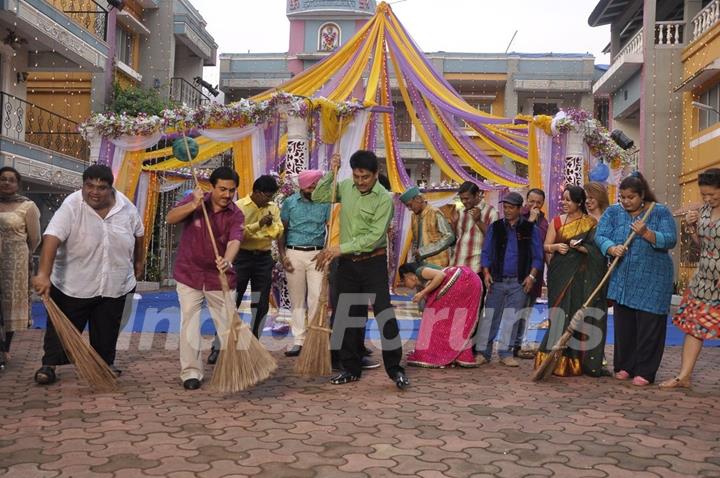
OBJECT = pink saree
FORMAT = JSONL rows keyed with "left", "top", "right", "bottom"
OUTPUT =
{"left": 407, "top": 266, "right": 482, "bottom": 367}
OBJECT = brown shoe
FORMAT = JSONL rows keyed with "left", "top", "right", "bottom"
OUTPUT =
{"left": 516, "top": 349, "right": 537, "bottom": 360}
{"left": 475, "top": 355, "right": 489, "bottom": 366}
{"left": 500, "top": 357, "right": 520, "bottom": 367}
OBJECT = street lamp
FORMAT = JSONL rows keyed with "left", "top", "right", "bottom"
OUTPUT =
{"left": 691, "top": 101, "right": 720, "bottom": 115}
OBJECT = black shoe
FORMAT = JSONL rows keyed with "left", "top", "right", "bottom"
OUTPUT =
{"left": 207, "top": 348, "right": 219, "bottom": 365}
{"left": 362, "top": 347, "right": 373, "bottom": 357}
{"left": 394, "top": 371, "right": 410, "bottom": 390}
{"left": 361, "top": 356, "right": 380, "bottom": 370}
{"left": 34, "top": 366, "right": 56, "bottom": 385}
{"left": 330, "top": 371, "right": 360, "bottom": 385}
{"left": 284, "top": 345, "right": 302, "bottom": 357}
{"left": 183, "top": 378, "right": 201, "bottom": 390}
{"left": 110, "top": 365, "right": 122, "bottom": 377}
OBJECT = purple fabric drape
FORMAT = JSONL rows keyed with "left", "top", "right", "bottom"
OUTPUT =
{"left": 264, "top": 115, "right": 281, "bottom": 174}
{"left": 380, "top": 52, "right": 412, "bottom": 188}
{"left": 309, "top": 113, "right": 320, "bottom": 170}
{"left": 98, "top": 137, "right": 115, "bottom": 167}
{"left": 435, "top": 109, "right": 528, "bottom": 185}
{"left": 389, "top": 195, "right": 406, "bottom": 288}
{"left": 405, "top": 79, "right": 498, "bottom": 191}
{"left": 548, "top": 133, "right": 568, "bottom": 217}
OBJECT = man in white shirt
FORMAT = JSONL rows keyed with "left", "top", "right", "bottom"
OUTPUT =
{"left": 32, "top": 165, "right": 144, "bottom": 385}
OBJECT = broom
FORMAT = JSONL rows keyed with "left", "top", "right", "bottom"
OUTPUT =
{"left": 177, "top": 133, "right": 277, "bottom": 392}
{"left": 532, "top": 202, "right": 656, "bottom": 382}
{"left": 294, "top": 157, "right": 341, "bottom": 377}
{"left": 42, "top": 296, "right": 117, "bottom": 392}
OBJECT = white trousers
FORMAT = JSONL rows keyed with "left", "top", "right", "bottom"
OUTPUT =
{"left": 177, "top": 282, "right": 236, "bottom": 382}
{"left": 284, "top": 248, "right": 324, "bottom": 346}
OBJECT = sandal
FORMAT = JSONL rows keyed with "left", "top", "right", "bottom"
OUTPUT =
{"left": 34, "top": 366, "right": 56, "bottom": 385}
{"left": 658, "top": 376, "right": 691, "bottom": 389}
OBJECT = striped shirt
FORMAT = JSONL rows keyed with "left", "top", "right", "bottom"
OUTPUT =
{"left": 452, "top": 201, "right": 498, "bottom": 272}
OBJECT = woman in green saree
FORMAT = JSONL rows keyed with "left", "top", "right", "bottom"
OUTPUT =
{"left": 534, "top": 185, "right": 609, "bottom": 377}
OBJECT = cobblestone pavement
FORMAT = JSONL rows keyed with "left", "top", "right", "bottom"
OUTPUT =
{"left": 1, "top": 330, "right": 719, "bottom": 478}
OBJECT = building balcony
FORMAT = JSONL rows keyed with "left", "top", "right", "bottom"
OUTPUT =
{"left": 0, "top": 0, "right": 109, "bottom": 71}
{"left": 170, "top": 77, "right": 211, "bottom": 108}
{"left": 0, "top": 91, "right": 89, "bottom": 190}
{"left": 594, "top": 21, "right": 686, "bottom": 96}
{"left": 690, "top": 0, "right": 720, "bottom": 43}
{"left": 173, "top": 0, "right": 217, "bottom": 66}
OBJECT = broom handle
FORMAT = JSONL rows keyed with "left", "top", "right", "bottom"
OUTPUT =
{"left": 579, "top": 201, "right": 657, "bottom": 310}
{"left": 181, "top": 134, "right": 232, "bottom": 294}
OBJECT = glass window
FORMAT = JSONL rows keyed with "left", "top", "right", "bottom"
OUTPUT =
{"left": 699, "top": 83, "right": 720, "bottom": 131}
{"left": 115, "top": 27, "right": 134, "bottom": 66}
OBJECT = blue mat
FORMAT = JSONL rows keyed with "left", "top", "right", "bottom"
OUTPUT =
{"left": 30, "top": 291, "right": 720, "bottom": 346}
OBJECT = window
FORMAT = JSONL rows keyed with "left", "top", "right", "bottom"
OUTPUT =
{"left": 533, "top": 102, "right": 559, "bottom": 116}
{"left": 116, "top": 27, "right": 134, "bottom": 67}
{"left": 473, "top": 102, "right": 493, "bottom": 114}
{"left": 318, "top": 23, "right": 341, "bottom": 52}
{"left": 699, "top": 83, "right": 720, "bottom": 131}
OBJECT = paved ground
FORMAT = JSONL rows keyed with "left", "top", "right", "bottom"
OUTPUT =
{"left": 1, "top": 330, "right": 719, "bottom": 478}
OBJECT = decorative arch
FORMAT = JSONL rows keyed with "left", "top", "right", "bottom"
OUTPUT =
{"left": 318, "top": 22, "right": 341, "bottom": 52}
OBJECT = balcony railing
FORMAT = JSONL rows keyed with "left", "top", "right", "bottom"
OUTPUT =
{"left": 655, "top": 21, "right": 685, "bottom": 46}
{"left": 0, "top": 92, "right": 90, "bottom": 163}
{"left": 170, "top": 77, "right": 211, "bottom": 108}
{"left": 692, "top": 0, "right": 720, "bottom": 41}
{"left": 48, "top": 0, "right": 108, "bottom": 41}
{"left": 614, "top": 29, "right": 643, "bottom": 60}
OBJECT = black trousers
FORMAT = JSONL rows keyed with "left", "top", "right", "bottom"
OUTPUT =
{"left": 234, "top": 250, "right": 274, "bottom": 338}
{"left": 330, "top": 255, "right": 403, "bottom": 378}
{"left": 41, "top": 286, "right": 131, "bottom": 366}
{"left": 613, "top": 303, "right": 667, "bottom": 383}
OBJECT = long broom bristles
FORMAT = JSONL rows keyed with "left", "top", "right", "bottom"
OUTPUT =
{"left": 177, "top": 133, "right": 277, "bottom": 393}
{"left": 532, "top": 202, "right": 657, "bottom": 382}
{"left": 295, "top": 276, "right": 332, "bottom": 376}
{"left": 209, "top": 288, "right": 277, "bottom": 392}
{"left": 43, "top": 297, "right": 117, "bottom": 392}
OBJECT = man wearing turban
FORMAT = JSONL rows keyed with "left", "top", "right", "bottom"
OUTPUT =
{"left": 277, "top": 170, "right": 331, "bottom": 356}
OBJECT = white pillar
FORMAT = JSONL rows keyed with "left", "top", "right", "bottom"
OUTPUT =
{"left": 285, "top": 114, "right": 309, "bottom": 179}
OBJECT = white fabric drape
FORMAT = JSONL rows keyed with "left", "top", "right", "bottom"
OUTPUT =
{"left": 251, "top": 127, "right": 266, "bottom": 176}
{"left": 337, "top": 110, "right": 370, "bottom": 181}
{"left": 199, "top": 125, "right": 259, "bottom": 143}
{"left": 536, "top": 130, "right": 553, "bottom": 194}
{"left": 110, "top": 132, "right": 163, "bottom": 152}
{"left": 135, "top": 172, "right": 150, "bottom": 211}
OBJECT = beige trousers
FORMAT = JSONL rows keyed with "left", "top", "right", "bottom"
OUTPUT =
{"left": 285, "top": 248, "right": 324, "bottom": 346}
{"left": 177, "top": 282, "right": 236, "bottom": 382}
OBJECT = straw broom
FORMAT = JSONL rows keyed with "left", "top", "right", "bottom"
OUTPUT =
{"left": 176, "top": 134, "right": 277, "bottom": 392}
{"left": 42, "top": 296, "right": 117, "bottom": 392}
{"left": 294, "top": 161, "right": 340, "bottom": 377}
{"left": 532, "top": 202, "right": 656, "bottom": 382}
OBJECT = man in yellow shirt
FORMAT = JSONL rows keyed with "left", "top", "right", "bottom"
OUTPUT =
{"left": 209, "top": 175, "right": 283, "bottom": 363}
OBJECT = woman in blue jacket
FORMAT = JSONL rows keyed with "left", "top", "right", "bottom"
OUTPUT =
{"left": 595, "top": 172, "right": 677, "bottom": 386}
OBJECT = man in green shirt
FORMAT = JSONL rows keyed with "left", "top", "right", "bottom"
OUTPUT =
{"left": 313, "top": 150, "right": 408, "bottom": 389}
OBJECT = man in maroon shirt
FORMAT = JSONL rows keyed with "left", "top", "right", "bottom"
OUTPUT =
{"left": 167, "top": 167, "right": 245, "bottom": 390}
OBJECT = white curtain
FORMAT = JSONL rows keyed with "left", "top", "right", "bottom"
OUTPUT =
{"left": 315, "top": 111, "right": 371, "bottom": 177}
{"left": 110, "top": 132, "right": 163, "bottom": 152}
{"left": 251, "top": 127, "right": 266, "bottom": 176}
{"left": 135, "top": 172, "right": 150, "bottom": 211}
{"left": 536, "top": 130, "right": 553, "bottom": 194}
{"left": 198, "top": 125, "right": 259, "bottom": 143}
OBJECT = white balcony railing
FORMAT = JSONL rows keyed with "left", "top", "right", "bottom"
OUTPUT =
{"left": 692, "top": 0, "right": 720, "bottom": 41}
{"left": 655, "top": 21, "right": 685, "bottom": 46}
{"left": 615, "top": 29, "right": 643, "bottom": 60}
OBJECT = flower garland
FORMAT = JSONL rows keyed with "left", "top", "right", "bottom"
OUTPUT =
{"left": 79, "top": 93, "right": 366, "bottom": 139}
{"left": 550, "top": 109, "right": 630, "bottom": 168}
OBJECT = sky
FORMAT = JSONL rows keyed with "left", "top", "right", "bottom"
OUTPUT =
{"left": 190, "top": 0, "right": 610, "bottom": 87}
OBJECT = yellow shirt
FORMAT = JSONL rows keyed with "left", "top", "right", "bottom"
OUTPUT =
{"left": 236, "top": 195, "right": 283, "bottom": 251}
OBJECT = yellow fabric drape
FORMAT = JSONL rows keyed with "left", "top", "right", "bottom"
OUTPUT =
{"left": 380, "top": 50, "right": 405, "bottom": 193}
{"left": 141, "top": 136, "right": 213, "bottom": 161}
{"left": 142, "top": 173, "right": 160, "bottom": 258}
{"left": 116, "top": 150, "right": 144, "bottom": 200}
{"left": 425, "top": 99, "right": 528, "bottom": 186}
{"left": 143, "top": 142, "right": 232, "bottom": 171}
{"left": 328, "top": 17, "right": 381, "bottom": 102}
{"left": 312, "top": 99, "right": 350, "bottom": 145}
{"left": 233, "top": 137, "right": 254, "bottom": 197}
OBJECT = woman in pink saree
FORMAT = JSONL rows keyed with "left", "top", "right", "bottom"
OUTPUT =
{"left": 399, "top": 263, "right": 483, "bottom": 367}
